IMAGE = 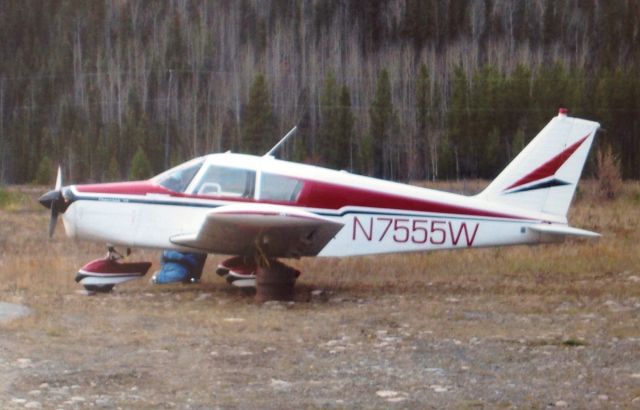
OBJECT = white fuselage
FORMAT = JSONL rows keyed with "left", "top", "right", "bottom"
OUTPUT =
{"left": 61, "top": 153, "right": 560, "bottom": 257}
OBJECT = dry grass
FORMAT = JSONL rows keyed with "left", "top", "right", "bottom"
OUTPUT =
{"left": 1, "top": 181, "right": 639, "bottom": 408}
{"left": 1, "top": 180, "right": 640, "bottom": 303}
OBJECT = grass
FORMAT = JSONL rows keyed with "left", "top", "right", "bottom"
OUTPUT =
{"left": 1, "top": 180, "right": 639, "bottom": 299}
{"left": 3, "top": 180, "right": 638, "bottom": 358}
{"left": 0, "top": 186, "right": 33, "bottom": 211}
{"left": 0, "top": 179, "right": 638, "bottom": 408}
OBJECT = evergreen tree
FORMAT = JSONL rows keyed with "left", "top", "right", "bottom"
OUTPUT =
{"left": 318, "top": 71, "right": 339, "bottom": 165}
{"left": 242, "top": 74, "right": 277, "bottom": 154}
{"left": 470, "top": 66, "right": 506, "bottom": 177}
{"left": 318, "top": 74, "right": 353, "bottom": 170}
{"left": 34, "top": 155, "right": 53, "bottom": 185}
{"left": 334, "top": 85, "right": 354, "bottom": 170}
{"left": 447, "top": 65, "right": 469, "bottom": 179}
{"left": 415, "top": 64, "right": 431, "bottom": 179}
{"left": 129, "top": 147, "right": 153, "bottom": 180}
{"left": 510, "top": 127, "right": 526, "bottom": 160}
{"left": 532, "top": 63, "right": 569, "bottom": 128}
{"left": 1, "top": 2, "right": 640, "bottom": 182}
{"left": 106, "top": 156, "right": 121, "bottom": 182}
{"left": 369, "top": 69, "right": 395, "bottom": 178}
{"left": 504, "top": 64, "right": 531, "bottom": 139}
{"left": 481, "top": 127, "right": 501, "bottom": 177}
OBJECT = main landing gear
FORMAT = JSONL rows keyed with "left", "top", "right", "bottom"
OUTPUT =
{"left": 75, "top": 246, "right": 151, "bottom": 293}
{"left": 217, "top": 256, "right": 301, "bottom": 302}
{"left": 255, "top": 259, "right": 301, "bottom": 302}
{"left": 76, "top": 247, "right": 301, "bottom": 301}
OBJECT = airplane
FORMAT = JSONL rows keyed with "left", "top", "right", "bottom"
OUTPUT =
{"left": 39, "top": 108, "right": 601, "bottom": 299}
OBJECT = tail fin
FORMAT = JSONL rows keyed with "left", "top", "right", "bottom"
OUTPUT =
{"left": 478, "top": 109, "right": 600, "bottom": 219}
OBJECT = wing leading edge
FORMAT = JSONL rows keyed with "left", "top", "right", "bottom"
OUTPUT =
{"left": 170, "top": 203, "right": 344, "bottom": 258}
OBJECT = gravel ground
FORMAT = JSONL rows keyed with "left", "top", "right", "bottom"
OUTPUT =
{"left": 1, "top": 279, "right": 639, "bottom": 409}
{"left": 1, "top": 185, "right": 639, "bottom": 408}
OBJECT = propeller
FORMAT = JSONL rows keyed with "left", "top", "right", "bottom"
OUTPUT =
{"left": 38, "top": 166, "right": 65, "bottom": 238}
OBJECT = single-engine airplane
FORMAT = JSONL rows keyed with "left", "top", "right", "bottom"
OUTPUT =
{"left": 40, "top": 109, "right": 600, "bottom": 298}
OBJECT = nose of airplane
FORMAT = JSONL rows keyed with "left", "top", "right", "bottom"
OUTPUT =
{"left": 39, "top": 188, "right": 70, "bottom": 237}
{"left": 38, "top": 189, "right": 64, "bottom": 210}
{"left": 39, "top": 166, "right": 69, "bottom": 237}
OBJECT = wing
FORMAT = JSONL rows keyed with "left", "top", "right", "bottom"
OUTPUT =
{"left": 170, "top": 203, "right": 344, "bottom": 258}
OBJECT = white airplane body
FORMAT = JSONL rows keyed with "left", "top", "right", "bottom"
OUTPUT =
{"left": 40, "top": 109, "right": 600, "bottom": 294}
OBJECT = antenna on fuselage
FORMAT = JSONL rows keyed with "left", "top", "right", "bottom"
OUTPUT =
{"left": 263, "top": 126, "right": 298, "bottom": 157}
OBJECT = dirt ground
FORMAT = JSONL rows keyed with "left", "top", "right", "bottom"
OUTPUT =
{"left": 1, "top": 184, "right": 640, "bottom": 409}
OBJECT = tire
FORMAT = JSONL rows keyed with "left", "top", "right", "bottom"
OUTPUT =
{"left": 84, "top": 284, "right": 114, "bottom": 293}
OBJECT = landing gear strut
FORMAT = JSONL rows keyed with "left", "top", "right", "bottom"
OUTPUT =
{"left": 255, "top": 259, "right": 300, "bottom": 303}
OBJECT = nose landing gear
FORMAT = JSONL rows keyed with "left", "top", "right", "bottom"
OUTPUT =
{"left": 75, "top": 246, "right": 151, "bottom": 293}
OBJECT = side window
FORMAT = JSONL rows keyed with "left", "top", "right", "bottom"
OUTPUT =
{"left": 194, "top": 165, "right": 255, "bottom": 198}
{"left": 260, "top": 173, "right": 304, "bottom": 202}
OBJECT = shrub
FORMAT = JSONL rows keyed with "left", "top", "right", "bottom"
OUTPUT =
{"left": 595, "top": 145, "right": 622, "bottom": 200}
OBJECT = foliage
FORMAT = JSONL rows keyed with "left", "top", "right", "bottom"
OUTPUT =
{"left": 596, "top": 145, "right": 622, "bottom": 200}
{"left": 129, "top": 147, "right": 153, "bottom": 181}
{"left": 369, "top": 69, "right": 396, "bottom": 179}
{"left": 0, "top": 1, "right": 639, "bottom": 183}
{"left": 242, "top": 74, "right": 277, "bottom": 155}
{"left": 106, "top": 157, "right": 121, "bottom": 182}
{"left": 0, "top": 188, "right": 10, "bottom": 209}
{"left": 318, "top": 73, "right": 353, "bottom": 170}
{"left": 415, "top": 64, "right": 431, "bottom": 179}
{"left": 0, "top": 187, "right": 28, "bottom": 210}
{"left": 34, "top": 155, "right": 53, "bottom": 185}
{"left": 318, "top": 72, "right": 339, "bottom": 164}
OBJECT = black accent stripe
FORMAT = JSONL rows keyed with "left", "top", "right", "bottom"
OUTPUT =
{"left": 507, "top": 178, "right": 570, "bottom": 194}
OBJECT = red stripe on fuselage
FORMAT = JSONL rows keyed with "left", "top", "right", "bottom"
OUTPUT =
{"left": 75, "top": 179, "right": 531, "bottom": 220}
{"left": 76, "top": 181, "right": 172, "bottom": 195}
{"left": 296, "top": 180, "right": 528, "bottom": 220}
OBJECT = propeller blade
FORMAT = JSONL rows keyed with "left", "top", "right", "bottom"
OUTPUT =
{"left": 40, "top": 165, "right": 65, "bottom": 238}
{"left": 55, "top": 166, "right": 62, "bottom": 190}
{"left": 48, "top": 205, "right": 59, "bottom": 238}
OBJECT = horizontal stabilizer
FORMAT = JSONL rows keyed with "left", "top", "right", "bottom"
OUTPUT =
{"left": 528, "top": 224, "right": 600, "bottom": 238}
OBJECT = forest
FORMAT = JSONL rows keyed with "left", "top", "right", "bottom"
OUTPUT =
{"left": 1, "top": 0, "right": 639, "bottom": 184}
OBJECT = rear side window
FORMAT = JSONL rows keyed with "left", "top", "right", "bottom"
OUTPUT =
{"left": 260, "top": 173, "right": 304, "bottom": 202}
{"left": 194, "top": 165, "right": 255, "bottom": 198}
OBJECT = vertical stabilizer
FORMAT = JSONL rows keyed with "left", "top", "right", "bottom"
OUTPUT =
{"left": 478, "top": 109, "right": 600, "bottom": 219}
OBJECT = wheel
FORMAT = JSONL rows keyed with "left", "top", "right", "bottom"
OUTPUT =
{"left": 255, "top": 260, "right": 298, "bottom": 302}
{"left": 84, "top": 284, "right": 114, "bottom": 293}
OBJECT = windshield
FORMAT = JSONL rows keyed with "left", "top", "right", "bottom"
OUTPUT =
{"left": 154, "top": 158, "right": 205, "bottom": 193}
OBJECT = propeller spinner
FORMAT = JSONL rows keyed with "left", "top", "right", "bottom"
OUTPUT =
{"left": 38, "top": 166, "right": 66, "bottom": 237}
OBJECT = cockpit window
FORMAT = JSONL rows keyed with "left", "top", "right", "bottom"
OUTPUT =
{"left": 260, "top": 173, "right": 304, "bottom": 202}
{"left": 154, "top": 158, "right": 205, "bottom": 193}
{"left": 194, "top": 165, "right": 255, "bottom": 198}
